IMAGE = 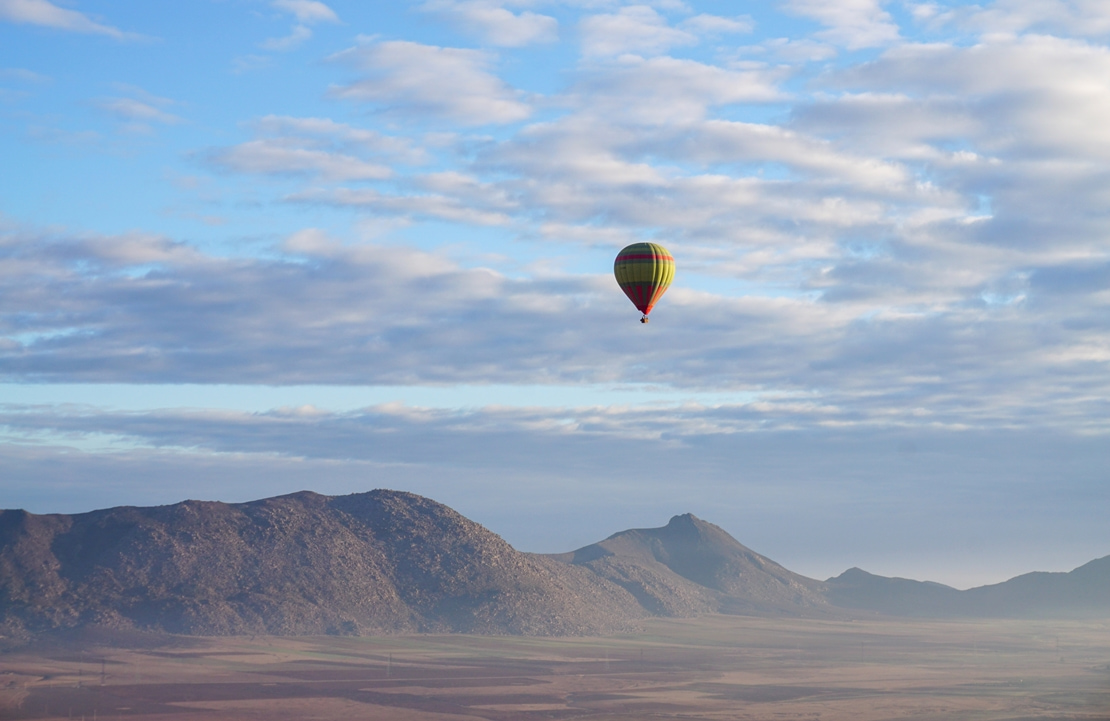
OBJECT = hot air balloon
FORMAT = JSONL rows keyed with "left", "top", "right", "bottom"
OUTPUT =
{"left": 613, "top": 242, "right": 674, "bottom": 323}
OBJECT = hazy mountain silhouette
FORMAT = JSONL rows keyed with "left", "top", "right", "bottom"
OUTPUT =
{"left": 961, "top": 556, "right": 1110, "bottom": 616}
{"left": 548, "top": 513, "right": 827, "bottom": 616}
{"left": 2, "top": 490, "right": 1107, "bottom": 641}
{"left": 823, "top": 568, "right": 965, "bottom": 616}
{"left": 825, "top": 557, "right": 1110, "bottom": 618}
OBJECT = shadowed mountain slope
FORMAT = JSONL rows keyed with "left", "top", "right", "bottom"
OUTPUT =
{"left": 548, "top": 513, "right": 828, "bottom": 616}
{"left": 0, "top": 490, "right": 644, "bottom": 639}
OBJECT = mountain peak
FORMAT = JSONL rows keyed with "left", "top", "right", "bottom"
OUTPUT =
{"left": 558, "top": 513, "right": 826, "bottom": 614}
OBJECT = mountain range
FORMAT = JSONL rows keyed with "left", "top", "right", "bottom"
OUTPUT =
{"left": 1, "top": 489, "right": 1106, "bottom": 641}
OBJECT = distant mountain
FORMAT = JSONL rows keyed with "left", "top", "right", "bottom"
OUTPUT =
{"left": 0, "top": 490, "right": 644, "bottom": 640}
{"left": 962, "top": 555, "right": 1110, "bottom": 617}
{"left": 823, "top": 568, "right": 965, "bottom": 616}
{"left": 2, "top": 490, "right": 1107, "bottom": 641}
{"left": 548, "top": 513, "right": 828, "bottom": 616}
{"left": 825, "top": 557, "right": 1110, "bottom": 618}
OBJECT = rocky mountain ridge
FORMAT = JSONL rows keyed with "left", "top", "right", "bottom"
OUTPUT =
{"left": 0, "top": 490, "right": 644, "bottom": 640}
{"left": 1, "top": 489, "right": 1107, "bottom": 641}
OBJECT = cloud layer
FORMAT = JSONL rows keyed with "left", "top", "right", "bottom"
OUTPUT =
{"left": 4, "top": 222, "right": 1110, "bottom": 434}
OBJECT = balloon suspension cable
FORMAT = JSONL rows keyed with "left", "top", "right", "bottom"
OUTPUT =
{"left": 640, "top": 314, "right": 649, "bottom": 323}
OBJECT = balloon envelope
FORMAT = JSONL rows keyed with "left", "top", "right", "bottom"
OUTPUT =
{"left": 613, "top": 242, "right": 674, "bottom": 319}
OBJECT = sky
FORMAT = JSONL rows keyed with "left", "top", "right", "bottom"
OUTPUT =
{"left": 2, "top": 0, "right": 1110, "bottom": 590}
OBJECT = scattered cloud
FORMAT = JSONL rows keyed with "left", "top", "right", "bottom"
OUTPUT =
{"left": 206, "top": 115, "right": 423, "bottom": 182}
{"left": 231, "top": 54, "right": 275, "bottom": 74}
{"left": 290, "top": 184, "right": 516, "bottom": 226}
{"left": 329, "top": 40, "right": 532, "bottom": 125}
{"left": 678, "top": 13, "right": 753, "bottom": 36}
{"left": 262, "top": 0, "right": 338, "bottom": 51}
{"left": 565, "top": 55, "right": 785, "bottom": 124}
{"left": 420, "top": 0, "right": 558, "bottom": 46}
{"left": 747, "top": 37, "right": 838, "bottom": 62}
{"left": 915, "top": 0, "right": 1110, "bottom": 37}
{"left": 580, "top": 5, "right": 697, "bottom": 57}
{"left": 94, "top": 86, "right": 182, "bottom": 134}
{"left": 260, "top": 23, "right": 312, "bottom": 51}
{"left": 783, "top": 0, "right": 900, "bottom": 49}
{"left": 0, "top": 0, "right": 137, "bottom": 39}
{"left": 0, "top": 67, "right": 50, "bottom": 83}
{"left": 272, "top": 0, "right": 338, "bottom": 24}
{"left": 209, "top": 139, "right": 392, "bottom": 181}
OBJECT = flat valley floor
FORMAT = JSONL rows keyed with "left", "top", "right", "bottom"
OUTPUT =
{"left": 2, "top": 615, "right": 1109, "bottom": 720}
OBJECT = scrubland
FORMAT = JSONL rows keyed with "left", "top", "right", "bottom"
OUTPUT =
{"left": 2, "top": 614, "right": 1109, "bottom": 720}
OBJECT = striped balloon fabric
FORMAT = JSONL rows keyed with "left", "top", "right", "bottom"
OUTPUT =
{"left": 613, "top": 242, "right": 675, "bottom": 323}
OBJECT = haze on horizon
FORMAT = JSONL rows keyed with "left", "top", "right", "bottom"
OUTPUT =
{"left": 2, "top": 0, "right": 1109, "bottom": 591}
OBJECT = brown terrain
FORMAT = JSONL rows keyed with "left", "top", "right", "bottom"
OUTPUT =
{"left": 1, "top": 614, "right": 1108, "bottom": 720}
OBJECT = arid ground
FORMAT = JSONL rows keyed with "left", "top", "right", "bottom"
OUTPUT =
{"left": 2, "top": 615, "right": 1109, "bottom": 720}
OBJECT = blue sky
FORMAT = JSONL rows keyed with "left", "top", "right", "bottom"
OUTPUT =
{"left": 3, "top": 0, "right": 1110, "bottom": 588}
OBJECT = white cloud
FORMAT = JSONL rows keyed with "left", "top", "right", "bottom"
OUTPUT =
{"left": 252, "top": 115, "right": 426, "bottom": 162}
{"left": 826, "top": 35, "right": 1110, "bottom": 169}
{"left": 568, "top": 55, "right": 785, "bottom": 125}
{"left": 94, "top": 87, "right": 182, "bottom": 134}
{"left": 917, "top": 0, "right": 1110, "bottom": 37}
{"left": 753, "top": 37, "right": 839, "bottom": 62}
{"left": 329, "top": 41, "right": 531, "bottom": 125}
{"left": 271, "top": 0, "right": 338, "bottom": 24}
{"left": 231, "top": 54, "right": 274, "bottom": 74}
{"left": 0, "top": 0, "right": 133, "bottom": 38}
{"left": 96, "top": 98, "right": 181, "bottom": 125}
{"left": 210, "top": 139, "right": 392, "bottom": 181}
{"left": 262, "top": 0, "right": 338, "bottom": 51}
{"left": 207, "top": 115, "right": 422, "bottom": 182}
{"left": 784, "top": 0, "right": 901, "bottom": 49}
{"left": 678, "top": 13, "right": 753, "bottom": 36}
{"left": 421, "top": 0, "right": 558, "bottom": 46}
{"left": 290, "top": 186, "right": 515, "bottom": 226}
{"left": 0, "top": 67, "right": 50, "bottom": 83}
{"left": 579, "top": 5, "right": 697, "bottom": 57}
{"left": 261, "top": 23, "right": 312, "bottom": 51}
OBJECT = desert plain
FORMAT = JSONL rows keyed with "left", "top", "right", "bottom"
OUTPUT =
{"left": 1, "top": 614, "right": 1109, "bottom": 721}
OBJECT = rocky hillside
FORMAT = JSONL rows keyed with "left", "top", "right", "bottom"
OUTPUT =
{"left": 3, "top": 490, "right": 1106, "bottom": 641}
{"left": 548, "top": 513, "right": 828, "bottom": 617}
{"left": 0, "top": 490, "right": 644, "bottom": 639}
